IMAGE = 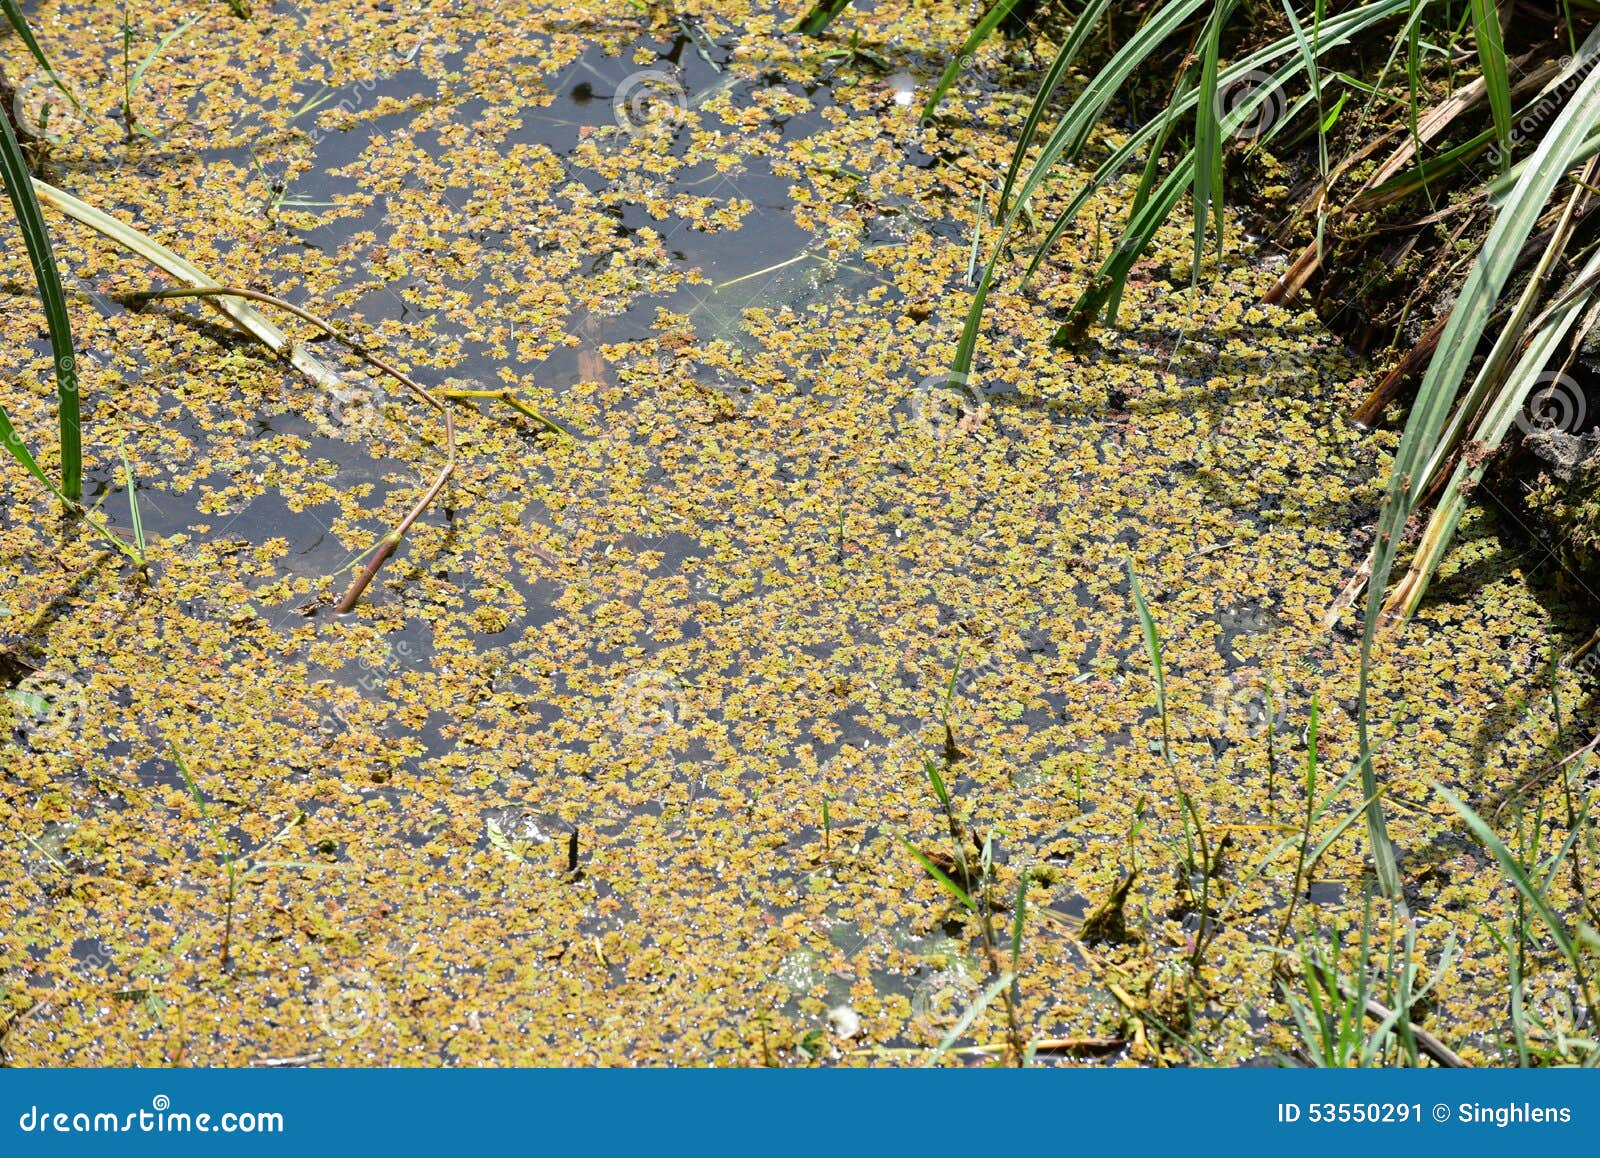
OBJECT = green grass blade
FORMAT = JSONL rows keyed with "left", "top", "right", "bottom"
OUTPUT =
{"left": 902, "top": 836, "right": 976, "bottom": 912}
{"left": 1307, "top": 791, "right": 1384, "bottom": 865}
{"left": 1489, "top": 128, "right": 1600, "bottom": 203}
{"left": 956, "top": 1, "right": 1405, "bottom": 372}
{"left": 1003, "top": 0, "right": 1210, "bottom": 223}
{"left": 1394, "top": 243, "right": 1600, "bottom": 618}
{"left": 951, "top": 262, "right": 998, "bottom": 381}
{"left": 1537, "top": 790, "right": 1596, "bottom": 896}
{"left": 1191, "top": 1, "right": 1230, "bottom": 283}
{"left": 1069, "top": 84, "right": 1322, "bottom": 326}
{"left": 1005, "top": 0, "right": 1401, "bottom": 226}
{"left": 926, "top": 972, "right": 1013, "bottom": 1064}
{"left": 118, "top": 444, "right": 147, "bottom": 567}
{"left": 0, "top": 108, "right": 81, "bottom": 500}
{"left": 1010, "top": 875, "right": 1028, "bottom": 970}
{"left": 129, "top": 14, "right": 204, "bottom": 115}
{"left": 921, "top": 0, "right": 1022, "bottom": 121}
{"left": 1280, "top": 0, "right": 1327, "bottom": 212}
{"left": 0, "top": 402, "right": 60, "bottom": 494}
{"left": 1061, "top": 155, "right": 1195, "bottom": 329}
{"left": 943, "top": 644, "right": 963, "bottom": 713}
{"left": 1431, "top": 780, "right": 1579, "bottom": 965}
{"left": 1216, "top": 778, "right": 1359, "bottom": 921}
{"left": 1126, "top": 558, "right": 1171, "bottom": 763}
{"left": 793, "top": 0, "right": 853, "bottom": 35}
{"left": 992, "top": 0, "right": 1113, "bottom": 213}
{"left": 0, "top": 403, "right": 140, "bottom": 562}
{"left": 1470, "top": 0, "right": 1512, "bottom": 167}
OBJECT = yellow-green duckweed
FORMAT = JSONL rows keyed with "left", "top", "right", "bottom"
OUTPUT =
{"left": 0, "top": 0, "right": 1595, "bottom": 1066}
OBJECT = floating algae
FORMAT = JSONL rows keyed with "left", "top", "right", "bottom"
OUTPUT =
{"left": 0, "top": 0, "right": 1595, "bottom": 1067}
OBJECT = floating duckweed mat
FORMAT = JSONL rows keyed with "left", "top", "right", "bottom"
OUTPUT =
{"left": 1, "top": 0, "right": 1597, "bottom": 1066}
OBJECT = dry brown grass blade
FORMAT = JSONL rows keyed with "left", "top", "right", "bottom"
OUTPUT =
{"left": 1265, "top": 87, "right": 1490, "bottom": 303}
{"left": 31, "top": 179, "right": 345, "bottom": 392}
{"left": 1322, "top": 551, "right": 1372, "bottom": 630}
{"left": 1350, "top": 314, "right": 1449, "bottom": 429}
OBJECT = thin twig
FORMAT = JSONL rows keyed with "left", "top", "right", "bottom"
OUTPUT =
{"left": 1301, "top": 949, "right": 1469, "bottom": 1067}
{"left": 115, "top": 285, "right": 455, "bottom": 612}
{"left": 1357, "top": 992, "right": 1467, "bottom": 1068}
{"left": 114, "top": 285, "right": 440, "bottom": 411}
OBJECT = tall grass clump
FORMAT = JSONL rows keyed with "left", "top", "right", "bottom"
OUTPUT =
{"left": 932, "top": 0, "right": 1600, "bottom": 897}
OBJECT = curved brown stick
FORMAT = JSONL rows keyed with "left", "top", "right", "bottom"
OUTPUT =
{"left": 333, "top": 447, "right": 455, "bottom": 613}
{"left": 1349, "top": 314, "right": 1449, "bottom": 430}
{"left": 116, "top": 285, "right": 443, "bottom": 412}
{"left": 114, "top": 284, "right": 455, "bottom": 613}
